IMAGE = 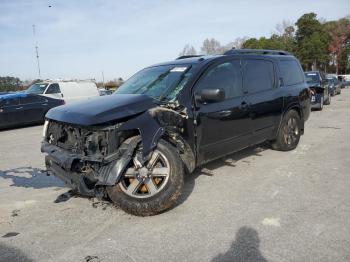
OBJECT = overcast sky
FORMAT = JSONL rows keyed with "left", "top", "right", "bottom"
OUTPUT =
{"left": 0, "top": 0, "right": 349, "bottom": 81}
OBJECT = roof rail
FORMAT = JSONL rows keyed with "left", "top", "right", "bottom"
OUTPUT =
{"left": 176, "top": 55, "right": 204, "bottom": 60}
{"left": 224, "top": 49, "right": 291, "bottom": 56}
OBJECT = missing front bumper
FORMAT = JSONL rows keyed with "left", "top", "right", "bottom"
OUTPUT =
{"left": 41, "top": 137, "right": 141, "bottom": 195}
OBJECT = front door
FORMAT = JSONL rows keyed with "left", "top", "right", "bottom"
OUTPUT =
{"left": 194, "top": 59, "right": 252, "bottom": 164}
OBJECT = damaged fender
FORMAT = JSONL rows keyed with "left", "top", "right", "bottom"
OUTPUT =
{"left": 108, "top": 107, "right": 195, "bottom": 184}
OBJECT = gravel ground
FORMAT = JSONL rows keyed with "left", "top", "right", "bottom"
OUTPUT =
{"left": 0, "top": 89, "right": 350, "bottom": 262}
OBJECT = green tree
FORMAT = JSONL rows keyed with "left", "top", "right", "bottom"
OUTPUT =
{"left": 0, "top": 76, "right": 22, "bottom": 92}
{"left": 295, "top": 13, "right": 330, "bottom": 71}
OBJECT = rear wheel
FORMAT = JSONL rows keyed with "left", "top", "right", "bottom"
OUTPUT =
{"left": 271, "top": 110, "right": 301, "bottom": 151}
{"left": 106, "top": 139, "right": 184, "bottom": 216}
{"left": 319, "top": 95, "right": 324, "bottom": 110}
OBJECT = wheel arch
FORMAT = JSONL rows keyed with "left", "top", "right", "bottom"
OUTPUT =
{"left": 277, "top": 104, "right": 304, "bottom": 137}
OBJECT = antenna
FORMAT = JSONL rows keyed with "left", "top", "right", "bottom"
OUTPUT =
{"left": 32, "top": 24, "right": 41, "bottom": 78}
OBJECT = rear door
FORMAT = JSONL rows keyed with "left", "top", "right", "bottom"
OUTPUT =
{"left": 194, "top": 58, "right": 252, "bottom": 164}
{"left": 242, "top": 58, "right": 283, "bottom": 143}
{"left": 0, "top": 97, "right": 21, "bottom": 128}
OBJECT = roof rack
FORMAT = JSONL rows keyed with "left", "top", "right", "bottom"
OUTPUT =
{"left": 176, "top": 55, "right": 204, "bottom": 60}
{"left": 224, "top": 49, "right": 291, "bottom": 56}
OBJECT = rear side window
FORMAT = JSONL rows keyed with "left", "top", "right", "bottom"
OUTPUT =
{"left": 279, "top": 60, "right": 304, "bottom": 86}
{"left": 243, "top": 60, "right": 275, "bottom": 93}
{"left": 195, "top": 60, "right": 243, "bottom": 99}
{"left": 45, "top": 83, "right": 61, "bottom": 94}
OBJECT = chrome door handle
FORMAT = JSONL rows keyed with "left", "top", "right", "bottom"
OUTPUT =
{"left": 15, "top": 107, "right": 23, "bottom": 110}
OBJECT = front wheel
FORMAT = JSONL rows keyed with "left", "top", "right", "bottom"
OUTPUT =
{"left": 106, "top": 139, "right": 184, "bottom": 216}
{"left": 271, "top": 110, "right": 301, "bottom": 151}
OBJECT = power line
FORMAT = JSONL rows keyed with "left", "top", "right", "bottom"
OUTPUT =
{"left": 32, "top": 24, "right": 41, "bottom": 79}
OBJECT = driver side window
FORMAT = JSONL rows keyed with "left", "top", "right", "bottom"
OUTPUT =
{"left": 195, "top": 60, "right": 243, "bottom": 100}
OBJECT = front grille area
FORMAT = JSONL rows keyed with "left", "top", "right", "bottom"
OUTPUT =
{"left": 45, "top": 121, "right": 120, "bottom": 158}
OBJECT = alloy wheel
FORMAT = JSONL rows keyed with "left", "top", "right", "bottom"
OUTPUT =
{"left": 283, "top": 117, "right": 299, "bottom": 146}
{"left": 119, "top": 150, "right": 170, "bottom": 199}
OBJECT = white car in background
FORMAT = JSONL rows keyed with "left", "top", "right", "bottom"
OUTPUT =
{"left": 25, "top": 80, "right": 99, "bottom": 103}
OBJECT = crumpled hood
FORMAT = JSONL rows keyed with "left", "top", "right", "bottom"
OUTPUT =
{"left": 46, "top": 94, "right": 156, "bottom": 126}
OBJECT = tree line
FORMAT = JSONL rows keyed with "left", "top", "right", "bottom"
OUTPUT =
{"left": 179, "top": 13, "right": 350, "bottom": 74}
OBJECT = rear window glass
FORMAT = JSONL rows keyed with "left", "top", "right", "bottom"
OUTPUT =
{"left": 279, "top": 60, "right": 304, "bottom": 86}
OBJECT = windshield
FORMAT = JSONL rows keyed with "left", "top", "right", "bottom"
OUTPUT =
{"left": 25, "top": 83, "right": 48, "bottom": 94}
{"left": 304, "top": 73, "right": 320, "bottom": 86}
{"left": 115, "top": 65, "right": 193, "bottom": 102}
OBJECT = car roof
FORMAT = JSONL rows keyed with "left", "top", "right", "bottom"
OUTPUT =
{"left": 146, "top": 49, "right": 298, "bottom": 70}
{"left": 149, "top": 55, "right": 221, "bottom": 68}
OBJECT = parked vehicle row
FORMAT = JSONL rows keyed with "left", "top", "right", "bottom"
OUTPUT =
{"left": 0, "top": 80, "right": 100, "bottom": 130}
{"left": 0, "top": 93, "right": 65, "bottom": 129}
{"left": 304, "top": 71, "right": 343, "bottom": 111}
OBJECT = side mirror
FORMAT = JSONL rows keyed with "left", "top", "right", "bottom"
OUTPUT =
{"left": 196, "top": 88, "right": 225, "bottom": 103}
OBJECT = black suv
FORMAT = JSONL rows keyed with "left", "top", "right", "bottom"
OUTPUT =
{"left": 42, "top": 49, "right": 311, "bottom": 216}
{"left": 305, "top": 71, "right": 331, "bottom": 110}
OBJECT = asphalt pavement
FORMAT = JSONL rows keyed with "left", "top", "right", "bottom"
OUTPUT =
{"left": 0, "top": 89, "right": 350, "bottom": 262}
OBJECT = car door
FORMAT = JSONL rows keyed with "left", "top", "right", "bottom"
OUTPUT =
{"left": 19, "top": 95, "right": 47, "bottom": 123}
{"left": 0, "top": 96, "right": 21, "bottom": 128}
{"left": 242, "top": 58, "right": 283, "bottom": 143}
{"left": 194, "top": 58, "right": 252, "bottom": 164}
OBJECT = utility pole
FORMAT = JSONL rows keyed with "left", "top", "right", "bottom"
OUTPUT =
{"left": 101, "top": 71, "right": 105, "bottom": 89}
{"left": 32, "top": 24, "right": 41, "bottom": 79}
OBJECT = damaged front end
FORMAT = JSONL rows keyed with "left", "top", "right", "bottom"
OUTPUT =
{"left": 41, "top": 120, "right": 140, "bottom": 196}
{"left": 41, "top": 106, "right": 195, "bottom": 197}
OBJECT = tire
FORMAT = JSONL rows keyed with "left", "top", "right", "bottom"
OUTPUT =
{"left": 324, "top": 94, "right": 331, "bottom": 105}
{"left": 271, "top": 110, "right": 301, "bottom": 151}
{"left": 106, "top": 139, "right": 184, "bottom": 216}
{"left": 319, "top": 95, "right": 324, "bottom": 110}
